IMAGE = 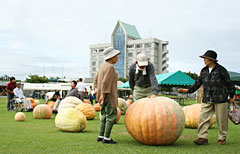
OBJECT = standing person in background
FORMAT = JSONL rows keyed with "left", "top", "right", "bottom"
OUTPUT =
{"left": 178, "top": 50, "right": 235, "bottom": 145}
{"left": 77, "top": 78, "right": 87, "bottom": 101}
{"left": 6, "top": 77, "right": 16, "bottom": 111}
{"left": 88, "top": 86, "right": 95, "bottom": 105}
{"left": 94, "top": 47, "right": 120, "bottom": 144}
{"left": 129, "top": 53, "right": 159, "bottom": 101}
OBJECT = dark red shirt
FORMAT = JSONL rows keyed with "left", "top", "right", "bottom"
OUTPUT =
{"left": 6, "top": 82, "right": 16, "bottom": 94}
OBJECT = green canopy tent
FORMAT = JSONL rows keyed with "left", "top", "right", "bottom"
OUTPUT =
{"left": 228, "top": 71, "right": 240, "bottom": 94}
{"left": 118, "top": 71, "right": 195, "bottom": 89}
{"left": 228, "top": 71, "right": 240, "bottom": 84}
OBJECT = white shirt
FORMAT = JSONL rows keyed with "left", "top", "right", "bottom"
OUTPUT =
{"left": 209, "top": 68, "right": 213, "bottom": 73}
{"left": 13, "top": 87, "right": 25, "bottom": 99}
{"left": 76, "top": 82, "right": 86, "bottom": 92}
{"left": 135, "top": 64, "right": 147, "bottom": 75}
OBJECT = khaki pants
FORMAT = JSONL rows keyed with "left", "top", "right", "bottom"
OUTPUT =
{"left": 133, "top": 86, "right": 152, "bottom": 102}
{"left": 198, "top": 102, "right": 228, "bottom": 141}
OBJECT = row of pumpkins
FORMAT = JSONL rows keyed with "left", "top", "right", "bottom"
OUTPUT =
{"left": 15, "top": 96, "right": 214, "bottom": 146}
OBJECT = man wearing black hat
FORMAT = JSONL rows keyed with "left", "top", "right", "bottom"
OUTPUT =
{"left": 179, "top": 50, "right": 235, "bottom": 145}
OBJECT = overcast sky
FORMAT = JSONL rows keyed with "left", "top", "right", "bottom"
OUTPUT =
{"left": 0, "top": 0, "right": 239, "bottom": 80}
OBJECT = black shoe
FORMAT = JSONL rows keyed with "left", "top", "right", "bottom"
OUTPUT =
{"left": 97, "top": 137, "right": 103, "bottom": 142}
{"left": 102, "top": 139, "right": 117, "bottom": 144}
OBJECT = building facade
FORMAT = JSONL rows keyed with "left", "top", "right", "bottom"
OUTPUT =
{"left": 89, "top": 20, "right": 169, "bottom": 78}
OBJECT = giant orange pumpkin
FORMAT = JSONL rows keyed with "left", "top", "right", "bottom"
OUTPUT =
{"left": 93, "top": 103, "right": 100, "bottom": 111}
{"left": 127, "top": 99, "right": 133, "bottom": 104}
{"left": 83, "top": 99, "right": 90, "bottom": 104}
{"left": 47, "top": 101, "right": 56, "bottom": 110}
{"left": 125, "top": 97, "right": 185, "bottom": 145}
{"left": 115, "top": 108, "right": 121, "bottom": 123}
{"left": 33, "top": 104, "right": 52, "bottom": 119}
{"left": 75, "top": 103, "right": 96, "bottom": 120}
{"left": 183, "top": 104, "right": 214, "bottom": 129}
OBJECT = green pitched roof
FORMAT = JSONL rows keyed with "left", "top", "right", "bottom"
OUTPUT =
{"left": 120, "top": 21, "right": 141, "bottom": 39}
{"left": 156, "top": 71, "right": 195, "bottom": 85}
{"left": 118, "top": 71, "right": 195, "bottom": 89}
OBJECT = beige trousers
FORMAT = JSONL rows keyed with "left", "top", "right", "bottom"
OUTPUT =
{"left": 198, "top": 102, "right": 228, "bottom": 140}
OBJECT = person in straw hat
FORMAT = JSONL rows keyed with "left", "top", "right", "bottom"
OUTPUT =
{"left": 94, "top": 47, "right": 120, "bottom": 144}
{"left": 178, "top": 50, "right": 235, "bottom": 145}
{"left": 129, "top": 52, "right": 159, "bottom": 101}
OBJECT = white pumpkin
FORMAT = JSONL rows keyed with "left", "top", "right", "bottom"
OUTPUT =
{"left": 34, "top": 100, "right": 40, "bottom": 105}
{"left": 55, "top": 108, "right": 87, "bottom": 132}
{"left": 118, "top": 98, "right": 128, "bottom": 115}
{"left": 58, "top": 96, "right": 83, "bottom": 113}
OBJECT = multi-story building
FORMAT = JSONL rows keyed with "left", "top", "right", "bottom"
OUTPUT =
{"left": 89, "top": 20, "right": 169, "bottom": 78}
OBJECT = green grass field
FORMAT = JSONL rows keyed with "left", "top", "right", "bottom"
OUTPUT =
{"left": 0, "top": 97, "right": 239, "bottom": 154}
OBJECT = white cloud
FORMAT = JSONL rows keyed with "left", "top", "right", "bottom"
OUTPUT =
{"left": 0, "top": 0, "right": 240, "bottom": 81}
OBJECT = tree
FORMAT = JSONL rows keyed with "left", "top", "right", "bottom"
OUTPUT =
{"left": 25, "top": 75, "right": 49, "bottom": 83}
{"left": 184, "top": 71, "right": 199, "bottom": 81}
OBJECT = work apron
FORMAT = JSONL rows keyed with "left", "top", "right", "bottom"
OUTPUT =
{"left": 133, "top": 86, "right": 152, "bottom": 102}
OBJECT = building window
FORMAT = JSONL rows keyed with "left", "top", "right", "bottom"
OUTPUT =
{"left": 91, "top": 50, "right": 97, "bottom": 54}
{"left": 144, "top": 43, "right": 150, "bottom": 48}
{"left": 113, "top": 25, "right": 125, "bottom": 78}
{"left": 92, "top": 62, "right": 96, "bottom": 66}
{"left": 99, "top": 61, "right": 104, "bottom": 65}
{"left": 92, "top": 73, "right": 96, "bottom": 77}
{"left": 136, "top": 44, "right": 142, "bottom": 48}
{"left": 92, "top": 55, "right": 96, "bottom": 61}
{"left": 128, "top": 53, "right": 133, "bottom": 57}
{"left": 99, "top": 55, "right": 104, "bottom": 61}
{"left": 145, "top": 51, "right": 151, "bottom": 57}
{"left": 92, "top": 67, "right": 96, "bottom": 71}
{"left": 127, "top": 45, "right": 134, "bottom": 49}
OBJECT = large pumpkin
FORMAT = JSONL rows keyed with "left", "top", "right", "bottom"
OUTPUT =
{"left": 83, "top": 99, "right": 90, "bottom": 104}
{"left": 55, "top": 108, "right": 87, "bottom": 132}
{"left": 115, "top": 108, "right": 121, "bottom": 123}
{"left": 125, "top": 97, "right": 185, "bottom": 145}
{"left": 47, "top": 101, "right": 55, "bottom": 110}
{"left": 15, "top": 112, "right": 26, "bottom": 121}
{"left": 118, "top": 98, "right": 128, "bottom": 115}
{"left": 99, "top": 107, "right": 121, "bottom": 124}
{"left": 58, "top": 96, "right": 83, "bottom": 113}
{"left": 75, "top": 103, "right": 96, "bottom": 120}
{"left": 183, "top": 104, "right": 214, "bottom": 129}
{"left": 93, "top": 103, "right": 100, "bottom": 111}
{"left": 33, "top": 104, "right": 52, "bottom": 119}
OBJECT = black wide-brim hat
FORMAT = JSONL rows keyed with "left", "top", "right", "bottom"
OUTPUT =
{"left": 200, "top": 50, "right": 218, "bottom": 62}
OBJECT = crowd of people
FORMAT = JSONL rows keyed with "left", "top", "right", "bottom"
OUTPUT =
{"left": 6, "top": 78, "right": 96, "bottom": 113}
{"left": 5, "top": 48, "right": 237, "bottom": 145}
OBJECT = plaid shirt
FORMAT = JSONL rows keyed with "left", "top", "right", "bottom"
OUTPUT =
{"left": 188, "top": 63, "right": 235, "bottom": 103}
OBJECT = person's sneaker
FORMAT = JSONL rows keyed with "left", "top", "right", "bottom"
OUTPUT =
{"left": 102, "top": 139, "right": 117, "bottom": 144}
{"left": 97, "top": 137, "right": 103, "bottom": 142}
{"left": 217, "top": 140, "right": 226, "bottom": 145}
{"left": 194, "top": 138, "right": 208, "bottom": 145}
